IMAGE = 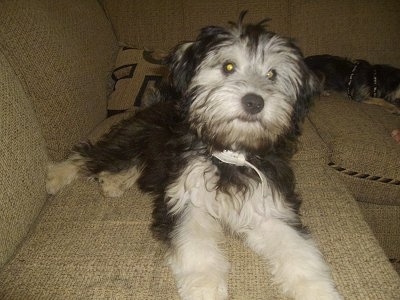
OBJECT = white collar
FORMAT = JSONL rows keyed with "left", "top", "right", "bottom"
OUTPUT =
{"left": 212, "top": 150, "right": 266, "bottom": 197}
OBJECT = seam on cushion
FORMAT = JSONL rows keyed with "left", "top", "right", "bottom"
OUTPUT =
{"left": 306, "top": 115, "right": 334, "bottom": 159}
{"left": 328, "top": 162, "right": 400, "bottom": 186}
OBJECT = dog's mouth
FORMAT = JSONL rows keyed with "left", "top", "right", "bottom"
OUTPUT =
{"left": 238, "top": 115, "right": 258, "bottom": 122}
{"left": 237, "top": 113, "right": 264, "bottom": 123}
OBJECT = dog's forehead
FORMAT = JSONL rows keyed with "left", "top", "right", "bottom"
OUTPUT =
{"left": 202, "top": 32, "right": 299, "bottom": 68}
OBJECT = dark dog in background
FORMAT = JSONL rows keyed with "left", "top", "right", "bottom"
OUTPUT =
{"left": 305, "top": 54, "right": 400, "bottom": 115}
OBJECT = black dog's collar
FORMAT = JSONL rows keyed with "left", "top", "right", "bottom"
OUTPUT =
{"left": 372, "top": 69, "right": 378, "bottom": 98}
{"left": 347, "top": 61, "right": 378, "bottom": 99}
{"left": 347, "top": 61, "right": 360, "bottom": 99}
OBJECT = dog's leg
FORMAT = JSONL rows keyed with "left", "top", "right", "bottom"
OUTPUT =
{"left": 46, "top": 153, "right": 87, "bottom": 195}
{"left": 46, "top": 119, "right": 145, "bottom": 196}
{"left": 46, "top": 155, "right": 141, "bottom": 197}
{"left": 167, "top": 204, "right": 229, "bottom": 300}
{"left": 244, "top": 218, "right": 341, "bottom": 300}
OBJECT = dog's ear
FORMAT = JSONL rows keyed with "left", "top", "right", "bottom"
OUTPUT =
{"left": 294, "top": 66, "right": 319, "bottom": 124}
{"left": 167, "top": 41, "right": 196, "bottom": 94}
{"left": 167, "top": 26, "right": 230, "bottom": 94}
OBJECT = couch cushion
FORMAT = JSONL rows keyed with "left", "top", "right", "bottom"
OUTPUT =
{"left": 0, "top": 0, "right": 118, "bottom": 160}
{"left": 0, "top": 163, "right": 398, "bottom": 299}
{"left": 309, "top": 95, "right": 400, "bottom": 206}
{"left": 0, "top": 51, "right": 48, "bottom": 268}
{"left": 358, "top": 202, "right": 400, "bottom": 273}
{"left": 293, "top": 116, "right": 330, "bottom": 162}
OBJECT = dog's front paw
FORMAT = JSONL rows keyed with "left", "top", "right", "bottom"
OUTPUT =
{"left": 46, "top": 162, "right": 79, "bottom": 195}
{"left": 177, "top": 273, "right": 228, "bottom": 300}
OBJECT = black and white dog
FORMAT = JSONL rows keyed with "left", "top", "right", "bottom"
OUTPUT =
{"left": 305, "top": 54, "right": 400, "bottom": 114}
{"left": 47, "top": 12, "right": 340, "bottom": 300}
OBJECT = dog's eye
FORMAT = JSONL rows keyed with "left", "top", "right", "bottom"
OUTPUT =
{"left": 266, "top": 69, "right": 276, "bottom": 80}
{"left": 222, "top": 62, "right": 235, "bottom": 74}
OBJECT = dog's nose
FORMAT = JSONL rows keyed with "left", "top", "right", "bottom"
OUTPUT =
{"left": 241, "top": 93, "right": 264, "bottom": 114}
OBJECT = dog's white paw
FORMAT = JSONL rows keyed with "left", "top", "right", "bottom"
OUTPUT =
{"left": 98, "top": 168, "right": 140, "bottom": 198}
{"left": 177, "top": 273, "right": 228, "bottom": 300}
{"left": 100, "top": 179, "right": 125, "bottom": 198}
{"left": 390, "top": 107, "right": 400, "bottom": 115}
{"left": 46, "top": 162, "right": 79, "bottom": 195}
{"left": 321, "top": 90, "right": 331, "bottom": 97}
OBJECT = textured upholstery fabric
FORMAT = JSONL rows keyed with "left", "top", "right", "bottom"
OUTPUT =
{"left": 290, "top": 0, "right": 400, "bottom": 65}
{"left": 309, "top": 95, "right": 400, "bottom": 206}
{"left": 309, "top": 95, "right": 400, "bottom": 272}
{"left": 1, "top": 0, "right": 399, "bottom": 298}
{"left": 293, "top": 116, "right": 330, "bottom": 162}
{"left": 0, "top": 158, "right": 399, "bottom": 299}
{"left": 103, "top": 0, "right": 290, "bottom": 50}
{"left": 104, "top": 0, "right": 400, "bottom": 66}
{"left": 358, "top": 202, "right": 400, "bottom": 273}
{"left": 0, "top": 0, "right": 118, "bottom": 160}
{"left": 0, "top": 51, "right": 48, "bottom": 267}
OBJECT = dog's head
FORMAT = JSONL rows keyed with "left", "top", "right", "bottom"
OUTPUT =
{"left": 168, "top": 12, "right": 318, "bottom": 153}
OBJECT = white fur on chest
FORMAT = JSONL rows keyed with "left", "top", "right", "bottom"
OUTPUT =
{"left": 165, "top": 157, "right": 293, "bottom": 231}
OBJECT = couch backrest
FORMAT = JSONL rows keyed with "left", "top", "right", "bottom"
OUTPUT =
{"left": 0, "top": 51, "right": 48, "bottom": 268}
{"left": 104, "top": 0, "right": 400, "bottom": 67}
{"left": 290, "top": 0, "right": 400, "bottom": 66}
{"left": 0, "top": 0, "right": 118, "bottom": 160}
{"left": 103, "top": 0, "right": 291, "bottom": 51}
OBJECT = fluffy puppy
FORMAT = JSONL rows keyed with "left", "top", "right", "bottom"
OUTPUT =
{"left": 47, "top": 12, "right": 340, "bottom": 300}
{"left": 305, "top": 54, "right": 400, "bottom": 114}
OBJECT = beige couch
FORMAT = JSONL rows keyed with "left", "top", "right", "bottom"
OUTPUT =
{"left": 0, "top": 0, "right": 399, "bottom": 299}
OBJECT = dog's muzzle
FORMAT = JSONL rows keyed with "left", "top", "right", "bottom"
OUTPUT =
{"left": 241, "top": 93, "right": 264, "bottom": 114}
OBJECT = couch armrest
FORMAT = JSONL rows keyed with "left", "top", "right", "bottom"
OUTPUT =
{"left": 0, "top": 51, "right": 48, "bottom": 268}
{"left": 0, "top": 0, "right": 118, "bottom": 160}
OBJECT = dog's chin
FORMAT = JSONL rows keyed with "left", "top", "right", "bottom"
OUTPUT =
{"left": 194, "top": 117, "right": 287, "bottom": 153}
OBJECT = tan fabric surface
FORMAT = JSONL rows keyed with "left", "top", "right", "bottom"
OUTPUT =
{"left": 0, "top": 0, "right": 118, "bottom": 160}
{"left": 0, "top": 51, "right": 48, "bottom": 268}
{"left": 294, "top": 162, "right": 400, "bottom": 299}
{"left": 103, "top": 0, "right": 290, "bottom": 50}
{"left": 309, "top": 95, "right": 400, "bottom": 206}
{"left": 290, "top": 0, "right": 400, "bottom": 66}
{"left": 293, "top": 115, "right": 330, "bottom": 162}
{"left": 103, "top": 0, "right": 400, "bottom": 67}
{"left": 358, "top": 202, "right": 400, "bottom": 269}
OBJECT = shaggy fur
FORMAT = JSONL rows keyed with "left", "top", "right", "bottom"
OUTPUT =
{"left": 47, "top": 12, "right": 341, "bottom": 300}
{"left": 305, "top": 54, "right": 400, "bottom": 114}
